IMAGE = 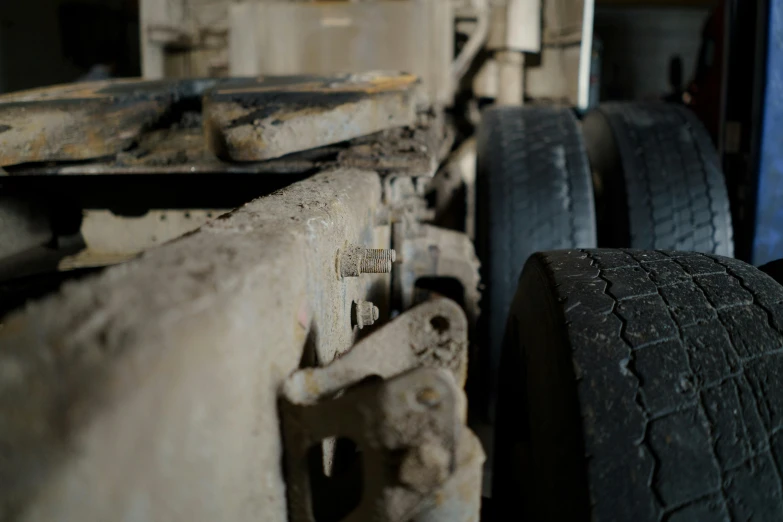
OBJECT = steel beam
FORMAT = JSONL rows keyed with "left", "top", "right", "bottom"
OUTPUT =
{"left": 0, "top": 169, "right": 388, "bottom": 521}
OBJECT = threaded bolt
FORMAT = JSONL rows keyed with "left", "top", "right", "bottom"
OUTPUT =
{"left": 339, "top": 246, "right": 396, "bottom": 278}
{"left": 364, "top": 249, "right": 396, "bottom": 263}
{"left": 360, "top": 257, "right": 392, "bottom": 274}
{"left": 353, "top": 300, "right": 379, "bottom": 329}
{"left": 360, "top": 248, "right": 395, "bottom": 273}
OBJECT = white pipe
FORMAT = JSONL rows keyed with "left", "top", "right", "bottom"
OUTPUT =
{"left": 452, "top": 0, "right": 490, "bottom": 83}
{"left": 577, "top": 0, "right": 595, "bottom": 110}
{"left": 495, "top": 50, "right": 525, "bottom": 105}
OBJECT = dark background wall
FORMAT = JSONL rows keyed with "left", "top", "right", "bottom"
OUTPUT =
{"left": 0, "top": 0, "right": 139, "bottom": 94}
{"left": 595, "top": 5, "right": 712, "bottom": 100}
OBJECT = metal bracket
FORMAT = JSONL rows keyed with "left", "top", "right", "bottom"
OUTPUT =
{"left": 395, "top": 224, "right": 481, "bottom": 327}
{"left": 282, "top": 367, "right": 462, "bottom": 522}
{"left": 280, "top": 299, "right": 482, "bottom": 522}
{"left": 283, "top": 298, "right": 469, "bottom": 403}
{"left": 382, "top": 176, "right": 481, "bottom": 325}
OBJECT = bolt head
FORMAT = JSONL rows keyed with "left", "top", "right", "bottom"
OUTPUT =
{"left": 415, "top": 387, "right": 441, "bottom": 408}
{"left": 338, "top": 246, "right": 363, "bottom": 278}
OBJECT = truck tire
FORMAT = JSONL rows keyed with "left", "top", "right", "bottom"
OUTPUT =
{"left": 476, "top": 106, "right": 596, "bottom": 417}
{"left": 583, "top": 102, "right": 733, "bottom": 256}
{"left": 494, "top": 249, "right": 783, "bottom": 521}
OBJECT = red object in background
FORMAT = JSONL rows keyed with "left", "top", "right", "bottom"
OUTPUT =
{"left": 686, "top": 3, "right": 725, "bottom": 144}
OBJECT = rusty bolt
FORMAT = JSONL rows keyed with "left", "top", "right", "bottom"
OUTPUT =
{"left": 353, "top": 300, "right": 379, "bottom": 329}
{"left": 339, "top": 246, "right": 396, "bottom": 278}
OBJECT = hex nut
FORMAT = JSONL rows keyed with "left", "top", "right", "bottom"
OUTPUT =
{"left": 353, "top": 300, "right": 379, "bottom": 329}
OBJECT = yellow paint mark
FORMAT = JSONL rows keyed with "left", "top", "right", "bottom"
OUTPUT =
{"left": 214, "top": 73, "right": 418, "bottom": 96}
{"left": 0, "top": 81, "right": 113, "bottom": 103}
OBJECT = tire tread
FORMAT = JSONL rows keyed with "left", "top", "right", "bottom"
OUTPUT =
{"left": 476, "top": 106, "right": 596, "bottom": 411}
{"left": 525, "top": 249, "right": 783, "bottom": 521}
{"left": 597, "top": 103, "right": 733, "bottom": 256}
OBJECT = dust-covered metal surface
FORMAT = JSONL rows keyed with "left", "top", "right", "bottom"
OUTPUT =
{"left": 283, "top": 298, "right": 469, "bottom": 405}
{"left": 397, "top": 224, "right": 481, "bottom": 328}
{"left": 281, "top": 367, "right": 467, "bottom": 522}
{"left": 203, "top": 71, "right": 420, "bottom": 161}
{"left": 3, "top": 73, "right": 441, "bottom": 178}
{"left": 281, "top": 298, "right": 481, "bottom": 522}
{"left": 3, "top": 126, "right": 330, "bottom": 176}
{"left": 58, "top": 209, "right": 230, "bottom": 270}
{"left": 0, "top": 169, "right": 389, "bottom": 521}
{"left": 282, "top": 365, "right": 482, "bottom": 522}
{"left": 5, "top": 123, "right": 444, "bottom": 178}
{"left": 408, "top": 427, "right": 484, "bottom": 522}
{"left": 337, "top": 113, "right": 453, "bottom": 178}
{"left": 0, "top": 79, "right": 195, "bottom": 167}
{"left": 0, "top": 68, "right": 483, "bottom": 521}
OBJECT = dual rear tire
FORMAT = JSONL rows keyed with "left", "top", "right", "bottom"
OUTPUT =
{"left": 477, "top": 102, "right": 734, "bottom": 415}
{"left": 476, "top": 104, "right": 754, "bottom": 520}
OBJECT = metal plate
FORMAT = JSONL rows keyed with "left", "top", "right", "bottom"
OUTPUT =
{"left": 0, "top": 79, "right": 205, "bottom": 167}
{"left": 1, "top": 73, "right": 428, "bottom": 173}
{"left": 203, "top": 71, "right": 420, "bottom": 161}
{"left": 5, "top": 117, "right": 443, "bottom": 179}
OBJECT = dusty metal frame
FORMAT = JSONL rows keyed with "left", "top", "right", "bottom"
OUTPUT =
{"left": 280, "top": 299, "right": 482, "bottom": 522}
{"left": 0, "top": 61, "right": 483, "bottom": 522}
{"left": 0, "top": 169, "right": 389, "bottom": 520}
{"left": 0, "top": 159, "right": 483, "bottom": 521}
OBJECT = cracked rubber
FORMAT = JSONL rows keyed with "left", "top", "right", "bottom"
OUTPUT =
{"left": 475, "top": 106, "right": 596, "bottom": 417}
{"left": 493, "top": 248, "right": 783, "bottom": 521}
{"left": 583, "top": 102, "right": 733, "bottom": 256}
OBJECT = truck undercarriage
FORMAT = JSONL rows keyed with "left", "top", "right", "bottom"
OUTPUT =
{"left": 2, "top": 1, "right": 783, "bottom": 521}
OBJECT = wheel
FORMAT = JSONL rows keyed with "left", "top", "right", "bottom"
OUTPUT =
{"left": 494, "top": 248, "right": 783, "bottom": 521}
{"left": 475, "top": 105, "right": 596, "bottom": 416}
{"left": 583, "top": 102, "right": 733, "bottom": 256}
